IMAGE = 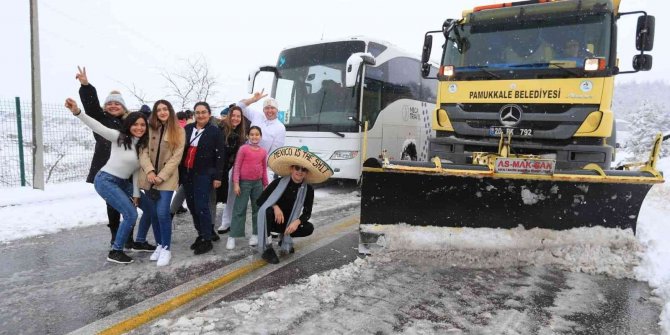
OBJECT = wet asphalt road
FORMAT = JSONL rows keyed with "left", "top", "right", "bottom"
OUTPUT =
{"left": 149, "top": 230, "right": 662, "bottom": 334}
{"left": 0, "top": 181, "right": 359, "bottom": 335}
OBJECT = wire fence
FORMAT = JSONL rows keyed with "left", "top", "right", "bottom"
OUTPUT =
{"left": 0, "top": 97, "right": 95, "bottom": 188}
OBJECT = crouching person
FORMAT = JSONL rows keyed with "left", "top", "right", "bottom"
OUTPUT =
{"left": 256, "top": 146, "right": 333, "bottom": 264}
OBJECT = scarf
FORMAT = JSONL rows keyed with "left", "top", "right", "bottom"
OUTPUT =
{"left": 257, "top": 177, "right": 308, "bottom": 253}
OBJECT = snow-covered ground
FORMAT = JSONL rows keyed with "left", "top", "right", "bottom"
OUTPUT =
{"left": 144, "top": 158, "right": 670, "bottom": 334}
{"left": 0, "top": 183, "right": 356, "bottom": 244}
{"left": 1, "top": 157, "right": 669, "bottom": 333}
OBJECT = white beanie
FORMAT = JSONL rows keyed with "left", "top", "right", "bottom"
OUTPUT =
{"left": 104, "top": 90, "right": 127, "bottom": 111}
{"left": 263, "top": 98, "right": 278, "bottom": 109}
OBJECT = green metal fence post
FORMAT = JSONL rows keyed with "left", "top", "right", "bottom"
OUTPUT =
{"left": 15, "top": 97, "right": 26, "bottom": 186}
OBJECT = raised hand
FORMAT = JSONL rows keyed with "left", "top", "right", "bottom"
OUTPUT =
{"left": 253, "top": 89, "right": 267, "bottom": 102}
{"left": 76, "top": 66, "right": 89, "bottom": 85}
{"left": 64, "top": 98, "right": 80, "bottom": 115}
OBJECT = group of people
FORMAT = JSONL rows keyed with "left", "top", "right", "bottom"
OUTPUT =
{"left": 65, "top": 66, "right": 332, "bottom": 266}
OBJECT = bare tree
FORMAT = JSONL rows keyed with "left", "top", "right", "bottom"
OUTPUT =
{"left": 122, "top": 83, "right": 150, "bottom": 106}
{"left": 161, "top": 56, "right": 218, "bottom": 110}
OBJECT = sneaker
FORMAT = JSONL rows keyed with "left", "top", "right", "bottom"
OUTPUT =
{"left": 157, "top": 246, "right": 171, "bottom": 267}
{"left": 211, "top": 231, "right": 220, "bottom": 242}
{"left": 217, "top": 227, "right": 230, "bottom": 234}
{"left": 176, "top": 206, "right": 188, "bottom": 214}
{"left": 261, "top": 247, "right": 279, "bottom": 264}
{"left": 266, "top": 236, "right": 273, "bottom": 246}
{"left": 132, "top": 241, "right": 157, "bottom": 252}
{"left": 226, "top": 237, "right": 235, "bottom": 250}
{"left": 150, "top": 244, "right": 162, "bottom": 261}
{"left": 249, "top": 235, "right": 258, "bottom": 246}
{"left": 107, "top": 250, "right": 133, "bottom": 264}
{"left": 194, "top": 240, "right": 213, "bottom": 255}
{"left": 190, "top": 236, "right": 203, "bottom": 250}
{"left": 124, "top": 241, "right": 136, "bottom": 251}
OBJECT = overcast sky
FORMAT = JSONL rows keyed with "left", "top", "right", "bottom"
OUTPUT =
{"left": 1, "top": 0, "right": 666, "bottom": 110}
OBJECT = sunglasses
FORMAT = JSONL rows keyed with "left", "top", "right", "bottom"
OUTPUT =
{"left": 293, "top": 166, "right": 308, "bottom": 173}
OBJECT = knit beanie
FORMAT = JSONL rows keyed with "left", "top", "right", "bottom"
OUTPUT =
{"left": 104, "top": 90, "right": 128, "bottom": 111}
{"left": 263, "top": 98, "right": 278, "bottom": 109}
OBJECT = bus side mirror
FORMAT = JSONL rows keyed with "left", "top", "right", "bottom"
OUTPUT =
{"left": 636, "top": 15, "right": 654, "bottom": 51}
{"left": 345, "top": 52, "right": 375, "bottom": 88}
{"left": 633, "top": 54, "right": 653, "bottom": 71}
{"left": 247, "top": 68, "right": 261, "bottom": 94}
{"left": 247, "top": 66, "right": 281, "bottom": 94}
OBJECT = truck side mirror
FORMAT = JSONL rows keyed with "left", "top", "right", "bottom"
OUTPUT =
{"left": 632, "top": 54, "right": 653, "bottom": 71}
{"left": 636, "top": 15, "right": 655, "bottom": 51}
{"left": 421, "top": 35, "right": 433, "bottom": 78}
{"left": 345, "top": 52, "right": 375, "bottom": 88}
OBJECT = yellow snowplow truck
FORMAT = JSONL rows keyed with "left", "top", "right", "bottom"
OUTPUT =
{"left": 360, "top": 0, "right": 663, "bottom": 250}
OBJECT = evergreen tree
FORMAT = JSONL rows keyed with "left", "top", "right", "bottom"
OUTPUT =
{"left": 624, "top": 99, "right": 670, "bottom": 160}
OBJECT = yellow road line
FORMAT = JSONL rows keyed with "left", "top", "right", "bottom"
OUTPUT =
{"left": 99, "top": 215, "right": 360, "bottom": 335}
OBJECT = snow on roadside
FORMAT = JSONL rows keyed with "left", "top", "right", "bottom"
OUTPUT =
{"left": 0, "top": 182, "right": 359, "bottom": 244}
{"left": 361, "top": 224, "right": 641, "bottom": 279}
{"left": 636, "top": 157, "right": 670, "bottom": 333}
{"left": 0, "top": 182, "right": 107, "bottom": 243}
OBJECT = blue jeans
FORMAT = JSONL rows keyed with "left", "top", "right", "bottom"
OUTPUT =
{"left": 183, "top": 171, "right": 213, "bottom": 241}
{"left": 94, "top": 171, "right": 149, "bottom": 251}
{"left": 137, "top": 190, "right": 174, "bottom": 249}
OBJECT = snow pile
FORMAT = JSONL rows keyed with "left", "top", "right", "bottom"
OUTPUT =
{"left": 362, "top": 224, "right": 641, "bottom": 278}
{"left": 635, "top": 157, "right": 670, "bottom": 332}
{"left": 0, "top": 182, "right": 107, "bottom": 243}
{"left": 148, "top": 258, "right": 368, "bottom": 334}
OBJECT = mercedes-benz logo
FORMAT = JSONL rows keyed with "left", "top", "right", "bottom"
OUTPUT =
{"left": 499, "top": 104, "right": 523, "bottom": 127}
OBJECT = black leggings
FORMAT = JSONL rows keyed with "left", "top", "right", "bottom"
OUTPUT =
{"left": 265, "top": 208, "right": 313, "bottom": 238}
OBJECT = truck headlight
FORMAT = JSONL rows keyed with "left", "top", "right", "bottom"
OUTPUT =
{"left": 330, "top": 151, "right": 359, "bottom": 160}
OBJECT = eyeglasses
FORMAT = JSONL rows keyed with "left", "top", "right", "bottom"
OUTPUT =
{"left": 293, "top": 166, "right": 308, "bottom": 173}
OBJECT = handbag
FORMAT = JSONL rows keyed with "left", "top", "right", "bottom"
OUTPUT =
{"left": 147, "top": 186, "right": 161, "bottom": 200}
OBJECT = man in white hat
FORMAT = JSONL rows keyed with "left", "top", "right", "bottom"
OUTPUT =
{"left": 238, "top": 90, "right": 286, "bottom": 160}
{"left": 254, "top": 146, "right": 333, "bottom": 264}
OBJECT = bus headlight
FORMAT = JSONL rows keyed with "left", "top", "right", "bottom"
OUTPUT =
{"left": 330, "top": 151, "right": 359, "bottom": 160}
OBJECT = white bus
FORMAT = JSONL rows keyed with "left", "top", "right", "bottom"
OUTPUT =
{"left": 248, "top": 37, "right": 437, "bottom": 181}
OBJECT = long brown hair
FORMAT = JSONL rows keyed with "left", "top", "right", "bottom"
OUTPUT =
{"left": 221, "top": 106, "right": 246, "bottom": 146}
{"left": 150, "top": 100, "right": 184, "bottom": 150}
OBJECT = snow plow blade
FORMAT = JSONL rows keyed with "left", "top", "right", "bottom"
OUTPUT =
{"left": 360, "top": 158, "right": 663, "bottom": 251}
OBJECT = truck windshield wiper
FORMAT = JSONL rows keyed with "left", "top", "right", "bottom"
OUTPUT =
{"left": 510, "top": 62, "right": 581, "bottom": 76}
{"left": 459, "top": 66, "right": 500, "bottom": 79}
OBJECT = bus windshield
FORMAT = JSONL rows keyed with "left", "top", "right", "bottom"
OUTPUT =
{"left": 443, "top": 13, "right": 612, "bottom": 79}
{"left": 275, "top": 41, "right": 365, "bottom": 133}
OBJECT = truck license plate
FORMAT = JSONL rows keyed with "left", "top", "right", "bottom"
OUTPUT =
{"left": 489, "top": 127, "right": 533, "bottom": 137}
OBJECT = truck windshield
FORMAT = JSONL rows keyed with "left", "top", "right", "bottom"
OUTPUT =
{"left": 443, "top": 13, "right": 612, "bottom": 79}
{"left": 275, "top": 41, "right": 365, "bottom": 133}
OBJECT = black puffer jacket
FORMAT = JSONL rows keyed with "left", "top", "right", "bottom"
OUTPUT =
{"left": 215, "top": 125, "right": 244, "bottom": 203}
{"left": 79, "top": 84, "right": 126, "bottom": 183}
